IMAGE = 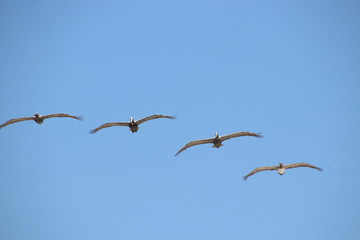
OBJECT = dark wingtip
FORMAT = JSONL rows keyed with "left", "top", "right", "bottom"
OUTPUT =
{"left": 89, "top": 129, "right": 96, "bottom": 134}
{"left": 77, "top": 116, "right": 84, "bottom": 121}
{"left": 256, "top": 133, "right": 263, "bottom": 138}
{"left": 169, "top": 115, "right": 177, "bottom": 119}
{"left": 242, "top": 176, "right": 248, "bottom": 181}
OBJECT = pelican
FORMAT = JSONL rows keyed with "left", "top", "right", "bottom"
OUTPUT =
{"left": 0, "top": 113, "right": 83, "bottom": 129}
{"left": 175, "top": 131, "right": 263, "bottom": 156}
{"left": 89, "top": 114, "right": 176, "bottom": 134}
{"left": 243, "top": 162, "right": 322, "bottom": 180}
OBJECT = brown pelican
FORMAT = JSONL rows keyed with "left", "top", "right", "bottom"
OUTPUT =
{"left": 243, "top": 162, "right": 322, "bottom": 180}
{"left": 89, "top": 114, "right": 176, "bottom": 134}
{"left": 0, "top": 113, "right": 83, "bottom": 129}
{"left": 175, "top": 131, "right": 263, "bottom": 156}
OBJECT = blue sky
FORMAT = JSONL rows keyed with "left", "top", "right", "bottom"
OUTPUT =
{"left": 1, "top": 0, "right": 360, "bottom": 239}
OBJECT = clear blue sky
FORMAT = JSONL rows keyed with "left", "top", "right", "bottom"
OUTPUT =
{"left": 1, "top": 0, "right": 359, "bottom": 239}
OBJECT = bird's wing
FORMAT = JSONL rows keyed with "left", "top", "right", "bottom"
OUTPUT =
{"left": 89, "top": 122, "right": 129, "bottom": 134}
{"left": 243, "top": 166, "right": 278, "bottom": 180}
{"left": 136, "top": 114, "right": 176, "bottom": 125}
{"left": 221, "top": 131, "right": 263, "bottom": 141}
{"left": 42, "top": 113, "right": 84, "bottom": 120}
{"left": 285, "top": 162, "right": 322, "bottom": 171}
{"left": 0, "top": 117, "right": 34, "bottom": 129}
{"left": 175, "top": 138, "right": 214, "bottom": 156}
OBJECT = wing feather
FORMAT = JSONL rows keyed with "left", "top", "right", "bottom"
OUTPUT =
{"left": 221, "top": 131, "right": 263, "bottom": 141}
{"left": 175, "top": 138, "right": 214, "bottom": 156}
{"left": 0, "top": 117, "right": 34, "bottom": 129}
{"left": 42, "top": 113, "right": 83, "bottom": 120}
{"left": 136, "top": 114, "right": 176, "bottom": 125}
{"left": 89, "top": 122, "right": 129, "bottom": 134}
{"left": 285, "top": 162, "right": 322, "bottom": 171}
{"left": 243, "top": 166, "right": 278, "bottom": 180}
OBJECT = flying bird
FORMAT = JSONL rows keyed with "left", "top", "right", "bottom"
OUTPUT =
{"left": 0, "top": 113, "right": 83, "bottom": 129}
{"left": 243, "top": 162, "right": 322, "bottom": 180}
{"left": 89, "top": 114, "right": 176, "bottom": 134}
{"left": 175, "top": 131, "right": 263, "bottom": 156}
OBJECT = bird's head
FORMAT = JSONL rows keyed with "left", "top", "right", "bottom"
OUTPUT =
{"left": 130, "top": 117, "right": 135, "bottom": 123}
{"left": 214, "top": 132, "right": 220, "bottom": 138}
{"left": 279, "top": 162, "right": 284, "bottom": 168}
{"left": 33, "top": 113, "right": 40, "bottom": 118}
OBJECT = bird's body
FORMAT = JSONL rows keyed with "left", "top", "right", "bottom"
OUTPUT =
{"left": 212, "top": 135, "right": 223, "bottom": 148}
{"left": 33, "top": 113, "right": 44, "bottom": 124}
{"left": 277, "top": 164, "right": 286, "bottom": 175}
{"left": 128, "top": 118, "right": 139, "bottom": 133}
{"left": 0, "top": 113, "right": 83, "bottom": 129}
{"left": 243, "top": 162, "right": 322, "bottom": 180}
{"left": 175, "top": 131, "right": 263, "bottom": 156}
{"left": 89, "top": 114, "right": 176, "bottom": 134}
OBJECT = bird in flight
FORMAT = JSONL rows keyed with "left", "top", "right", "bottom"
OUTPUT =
{"left": 243, "top": 162, "right": 322, "bottom": 180}
{"left": 89, "top": 114, "right": 176, "bottom": 134}
{"left": 0, "top": 113, "right": 83, "bottom": 129}
{"left": 175, "top": 131, "right": 263, "bottom": 156}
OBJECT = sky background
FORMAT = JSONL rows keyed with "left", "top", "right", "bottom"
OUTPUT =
{"left": 1, "top": 0, "right": 360, "bottom": 239}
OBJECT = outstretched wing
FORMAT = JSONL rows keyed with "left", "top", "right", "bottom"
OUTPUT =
{"left": 89, "top": 122, "right": 129, "bottom": 134}
{"left": 243, "top": 166, "right": 278, "bottom": 180}
{"left": 0, "top": 117, "right": 34, "bottom": 129}
{"left": 175, "top": 138, "right": 214, "bottom": 156}
{"left": 136, "top": 114, "right": 176, "bottom": 125}
{"left": 42, "top": 113, "right": 84, "bottom": 120}
{"left": 221, "top": 131, "right": 263, "bottom": 141}
{"left": 285, "top": 162, "right": 322, "bottom": 171}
